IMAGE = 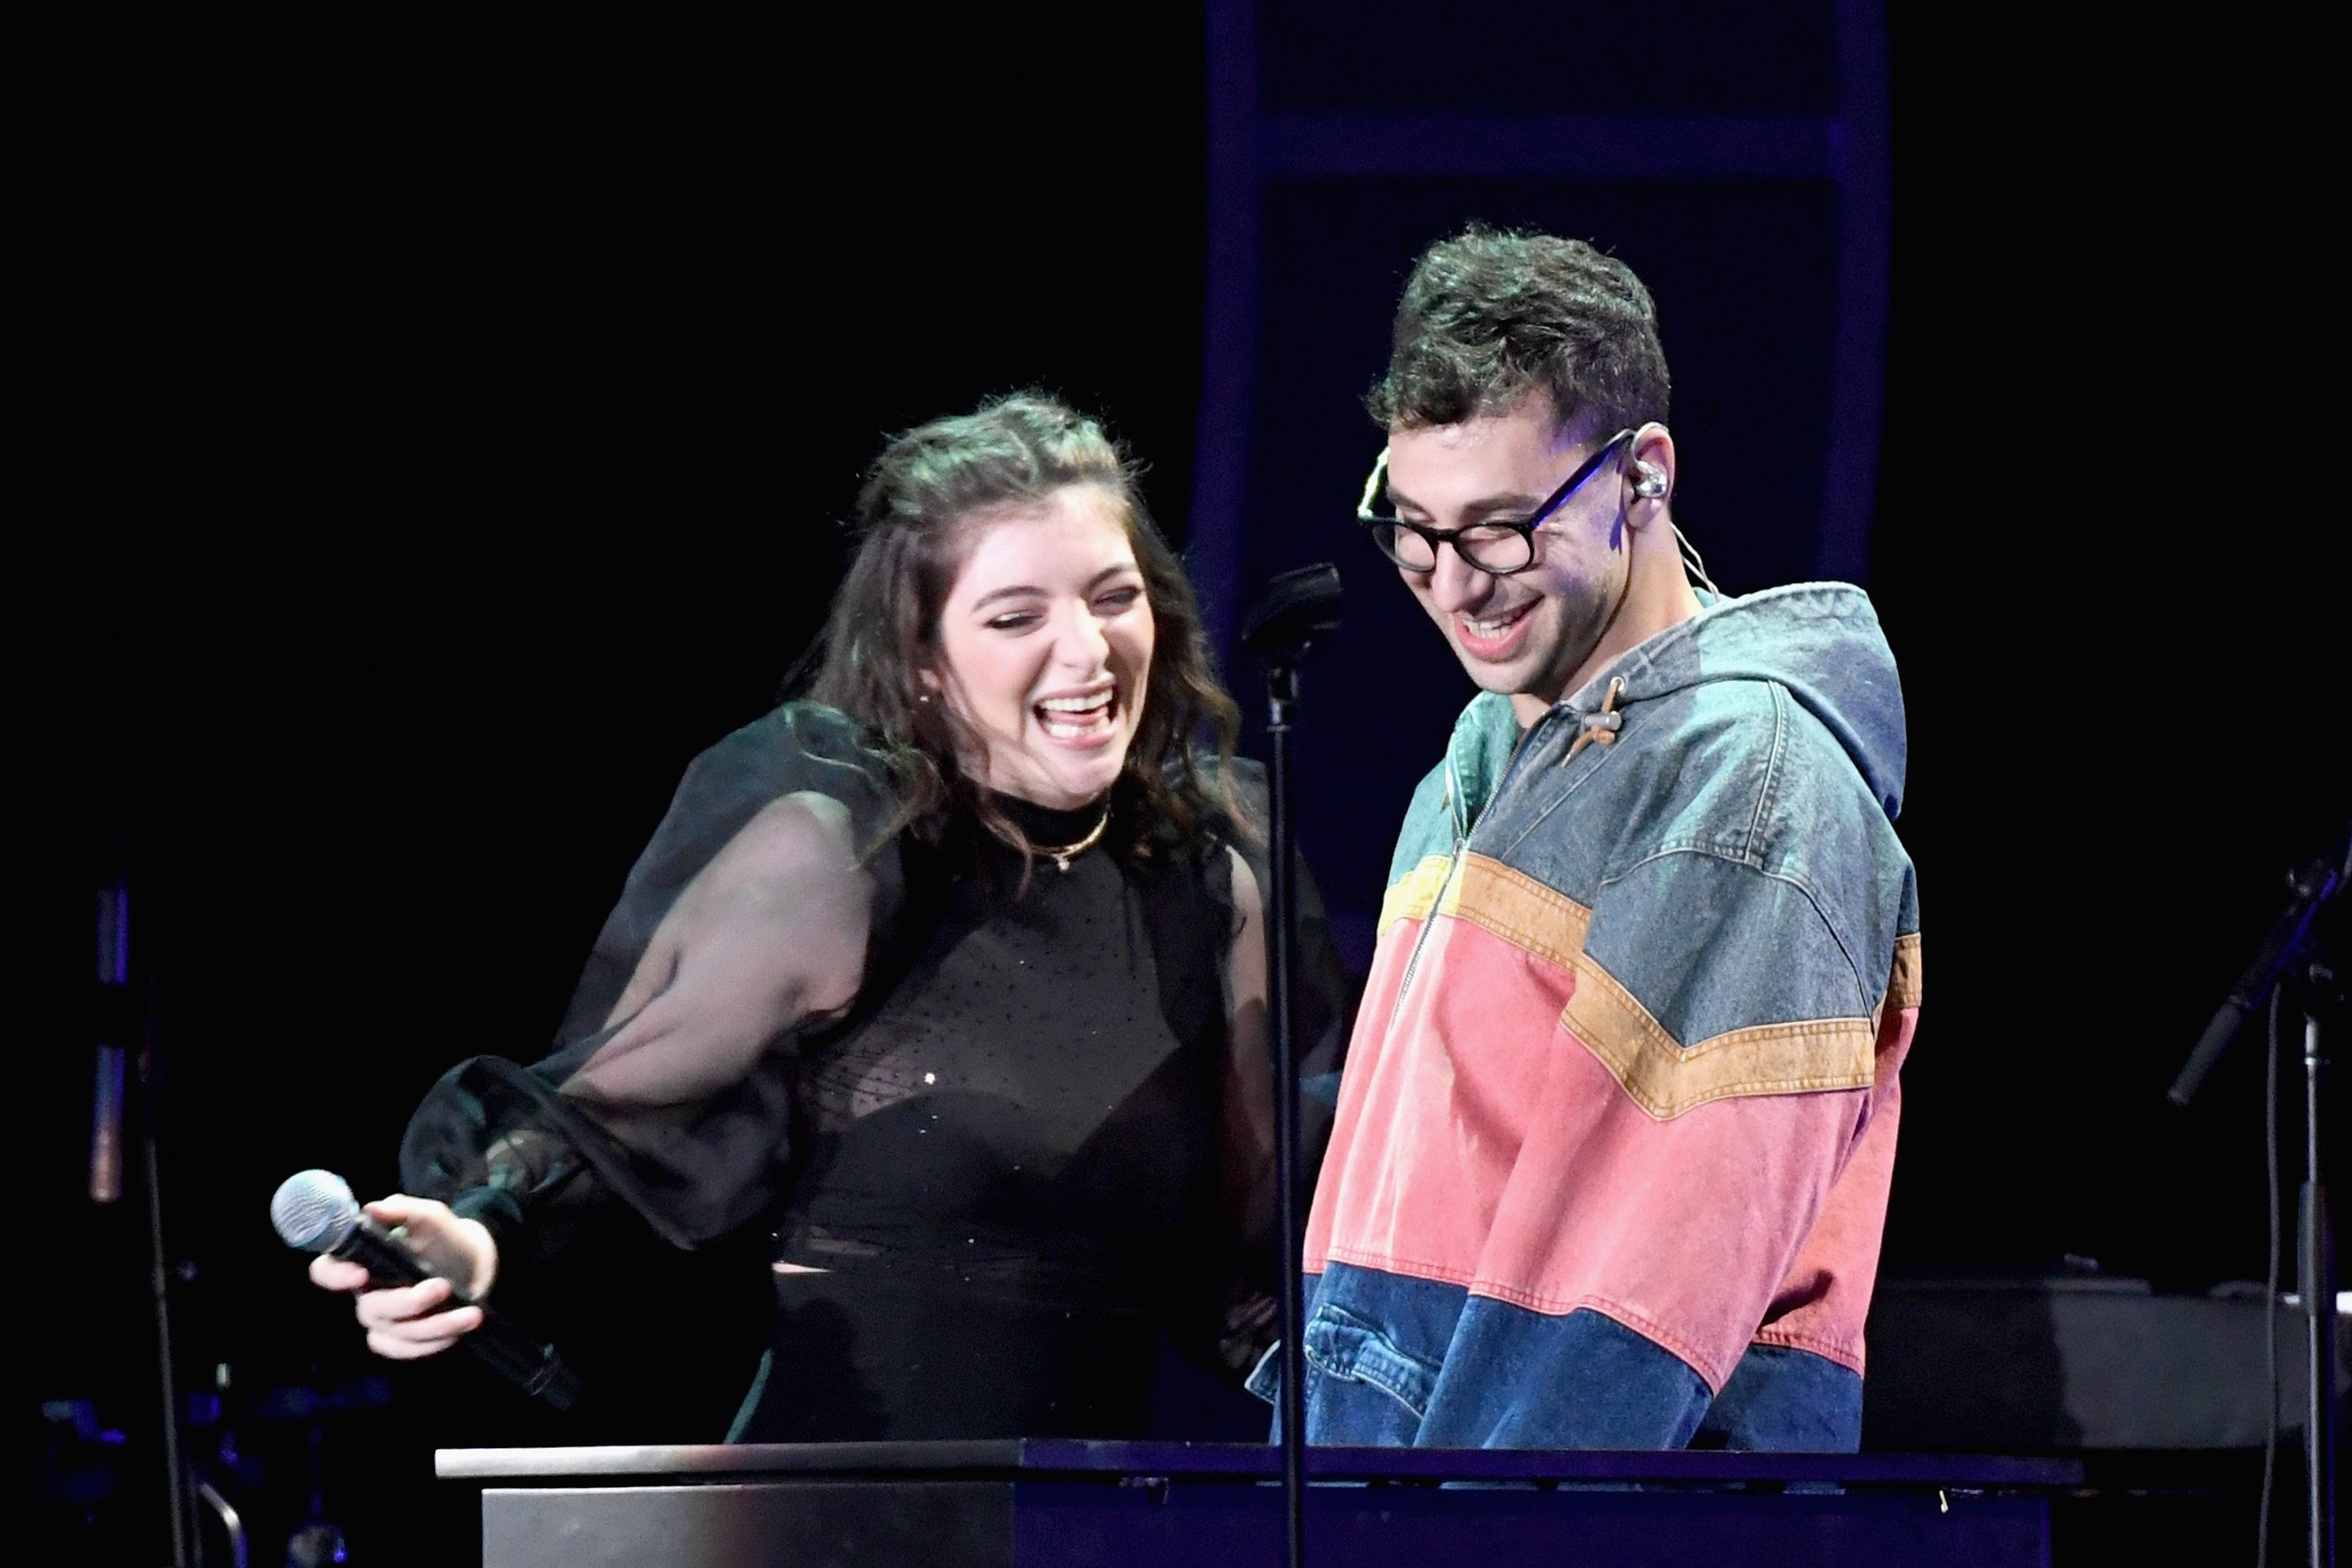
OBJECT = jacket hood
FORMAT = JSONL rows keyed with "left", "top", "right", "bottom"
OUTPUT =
{"left": 1445, "top": 583, "right": 1908, "bottom": 830}
{"left": 1568, "top": 582, "right": 1908, "bottom": 820}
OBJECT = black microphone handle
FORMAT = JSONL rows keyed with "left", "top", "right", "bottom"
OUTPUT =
{"left": 2167, "top": 998, "right": 2250, "bottom": 1107}
{"left": 334, "top": 1216, "right": 581, "bottom": 1410}
{"left": 2168, "top": 854, "right": 2340, "bottom": 1107}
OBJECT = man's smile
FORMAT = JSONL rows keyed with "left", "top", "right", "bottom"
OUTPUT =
{"left": 1453, "top": 598, "right": 1537, "bottom": 660}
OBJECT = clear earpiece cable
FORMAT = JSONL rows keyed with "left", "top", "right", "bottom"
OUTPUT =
{"left": 1673, "top": 523, "right": 1720, "bottom": 597}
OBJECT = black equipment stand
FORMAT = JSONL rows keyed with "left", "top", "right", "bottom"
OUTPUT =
{"left": 91, "top": 873, "right": 201, "bottom": 1567}
{"left": 2169, "top": 827, "right": 2347, "bottom": 1568}
{"left": 1241, "top": 564, "right": 1344, "bottom": 1568}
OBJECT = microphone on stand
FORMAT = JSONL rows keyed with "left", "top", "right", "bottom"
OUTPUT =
{"left": 272, "top": 1169, "right": 582, "bottom": 1411}
{"left": 2168, "top": 853, "right": 2340, "bottom": 1107}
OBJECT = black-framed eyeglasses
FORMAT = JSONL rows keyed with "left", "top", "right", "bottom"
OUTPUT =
{"left": 1355, "top": 428, "right": 1635, "bottom": 575}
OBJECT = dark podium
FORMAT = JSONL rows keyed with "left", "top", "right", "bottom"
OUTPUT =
{"left": 437, "top": 1440, "right": 2080, "bottom": 1567}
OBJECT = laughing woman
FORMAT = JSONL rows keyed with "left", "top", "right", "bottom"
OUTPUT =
{"left": 310, "top": 394, "right": 1347, "bottom": 1441}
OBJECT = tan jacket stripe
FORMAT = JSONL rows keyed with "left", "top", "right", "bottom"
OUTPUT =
{"left": 1887, "top": 932, "right": 1923, "bottom": 1010}
{"left": 1403, "top": 852, "right": 1881, "bottom": 1121}
{"left": 1378, "top": 855, "right": 1454, "bottom": 932}
{"left": 1567, "top": 966, "right": 1878, "bottom": 1120}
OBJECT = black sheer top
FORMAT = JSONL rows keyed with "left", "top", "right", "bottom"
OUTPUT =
{"left": 399, "top": 702, "right": 1345, "bottom": 1440}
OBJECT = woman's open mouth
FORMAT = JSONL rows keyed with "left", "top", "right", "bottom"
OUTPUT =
{"left": 1034, "top": 684, "right": 1120, "bottom": 747}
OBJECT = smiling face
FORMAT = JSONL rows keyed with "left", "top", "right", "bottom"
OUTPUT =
{"left": 1384, "top": 401, "right": 1650, "bottom": 723}
{"left": 930, "top": 484, "right": 1156, "bottom": 810}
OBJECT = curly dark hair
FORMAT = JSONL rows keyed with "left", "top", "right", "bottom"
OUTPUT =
{"left": 1366, "top": 226, "right": 1671, "bottom": 436}
{"left": 804, "top": 392, "right": 1243, "bottom": 864}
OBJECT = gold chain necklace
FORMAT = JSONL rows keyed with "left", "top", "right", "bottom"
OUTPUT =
{"left": 1033, "top": 808, "right": 1112, "bottom": 873}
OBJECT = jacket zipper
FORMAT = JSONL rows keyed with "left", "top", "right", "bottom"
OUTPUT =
{"left": 1374, "top": 709, "right": 1561, "bottom": 1029}
{"left": 1388, "top": 849, "right": 1461, "bottom": 1026}
{"left": 1386, "top": 707, "right": 1564, "bottom": 1028}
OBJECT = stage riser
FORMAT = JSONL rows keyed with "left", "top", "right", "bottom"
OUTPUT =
{"left": 480, "top": 1479, "right": 2051, "bottom": 1568}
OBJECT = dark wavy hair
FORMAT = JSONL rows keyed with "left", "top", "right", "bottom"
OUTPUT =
{"left": 1366, "top": 226, "right": 1671, "bottom": 436}
{"left": 804, "top": 392, "right": 1243, "bottom": 863}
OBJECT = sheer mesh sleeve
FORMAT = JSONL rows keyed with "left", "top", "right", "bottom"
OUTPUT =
{"left": 400, "top": 702, "right": 906, "bottom": 1251}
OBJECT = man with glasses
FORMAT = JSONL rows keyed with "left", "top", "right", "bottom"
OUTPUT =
{"left": 1271, "top": 227, "right": 1921, "bottom": 1450}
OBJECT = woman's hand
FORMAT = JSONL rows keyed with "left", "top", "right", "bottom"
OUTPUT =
{"left": 306, "top": 1194, "right": 499, "bottom": 1361}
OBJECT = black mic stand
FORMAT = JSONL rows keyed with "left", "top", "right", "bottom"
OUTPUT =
{"left": 2169, "top": 827, "right": 2346, "bottom": 1568}
{"left": 1242, "top": 564, "right": 1342, "bottom": 1568}
{"left": 92, "top": 870, "right": 198, "bottom": 1568}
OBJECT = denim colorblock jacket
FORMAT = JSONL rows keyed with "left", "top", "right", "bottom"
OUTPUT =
{"left": 1295, "top": 582, "right": 1921, "bottom": 1450}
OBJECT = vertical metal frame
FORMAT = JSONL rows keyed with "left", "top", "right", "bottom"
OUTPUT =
{"left": 1188, "top": 0, "right": 1263, "bottom": 661}
{"left": 1818, "top": 0, "right": 1894, "bottom": 583}
{"left": 1187, "top": 0, "right": 1895, "bottom": 667}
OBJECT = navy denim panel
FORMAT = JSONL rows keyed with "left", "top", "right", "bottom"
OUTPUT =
{"left": 1301, "top": 1355, "right": 1425, "bottom": 1445}
{"left": 1250, "top": 1321, "right": 1427, "bottom": 1445}
{"left": 1305, "top": 1304, "right": 1439, "bottom": 1415}
{"left": 1273, "top": 1264, "right": 1715, "bottom": 1449}
{"left": 1415, "top": 1296, "right": 1712, "bottom": 1449}
{"left": 1258, "top": 1268, "right": 1856, "bottom": 1451}
{"left": 1310, "top": 1262, "right": 1471, "bottom": 1373}
{"left": 1253, "top": 1264, "right": 1467, "bottom": 1444}
{"left": 1691, "top": 1342, "right": 1863, "bottom": 1452}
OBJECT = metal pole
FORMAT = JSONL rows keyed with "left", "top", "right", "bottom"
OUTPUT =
{"left": 195, "top": 1479, "right": 250, "bottom": 1568}
{"left": 1239, "top": 562, "right": 1340, "bottom": 1568}
{"left": 2300, "top": 1003, "right": 2336, "bottom": 1568}
{"left": 1267, "top": 661, "right": 1307, "bottom": 1568}
{"left": 143, "top": 1036, "right": 194, "bottom": 1568}
{"left": 101, "top": 874, "right": 194, "bottom": 1567}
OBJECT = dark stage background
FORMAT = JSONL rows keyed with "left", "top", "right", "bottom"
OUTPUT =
{"left": 18, "top": 5, "right": 2343, "bottom": 1562}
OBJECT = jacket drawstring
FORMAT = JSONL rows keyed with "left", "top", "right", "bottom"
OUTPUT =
{"left": 1564, "top": 676, "right": 1626, "bottom": 765}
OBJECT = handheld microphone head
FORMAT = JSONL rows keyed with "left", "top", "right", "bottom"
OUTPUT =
{"left": 271, "top": 1168, "right": 361, "bottom": 1253}
{"left": 272, "top": 1167, "right": 585, "bottom": 1410}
